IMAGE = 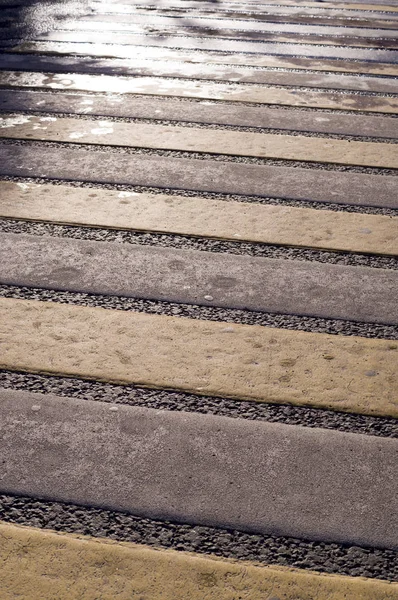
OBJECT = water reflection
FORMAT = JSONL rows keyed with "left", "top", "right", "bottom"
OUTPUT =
{"left": 0, "top": 0, "right": 91, "bottom": 48}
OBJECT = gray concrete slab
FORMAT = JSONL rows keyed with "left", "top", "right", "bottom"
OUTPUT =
{"left": 3, "top": 71, "right": 397, "bottom": 113}
{"left": 2, "top": 115, "right": 396, "bottom": 168}
{"left": 2, "top": 90, "right": 397, "bottom": 139}
{"left": 1, "top": 53, "right": 397, "bottom": 93}
{"left": 39, "top": 30, "right": 398, "bottom": 62}
{"left": 74, "top": 12, "right": 398, "bottom": 38}
{"left": 1, "top": 233, "right": 397, "bottom": 324}
{"left": 0, "top": 145, "right": 396, "bottom": 208}
{"left": 85, "top": 0, "right": 398, "bottom": 21}
{"left": 13, "top": 41, "right": 398, "bottom": 76}
{"left": 103, "top": 7, "right": 398, "bottom": 30}
{"left": 58, "top": 20, "right": 398, "bottom": 50}
{"left": 0, "top": 389, "right": 397, "bottom": 549}
{"left": 95, "top": 6, "right": 398, "bottom": 30}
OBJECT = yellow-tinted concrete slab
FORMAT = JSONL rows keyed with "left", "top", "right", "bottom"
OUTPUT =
{"left": 0, "top": 523, "right": 397, "bottom": 600}
{"left": 0, "top": 298, "right": 397, "bottom": 417}
{"left": 13, "top": 41, "right": 398, "bottom": 76}
{"left": 1, "top": 71, "right": 397, "bottom": 113}
{"left": 2, "top": 115, "right": 397, "bottom": 168}
{"left": 1, "top": 181, "right": 397, "bottom": 255}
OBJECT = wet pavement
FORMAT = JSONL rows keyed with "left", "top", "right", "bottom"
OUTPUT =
{"left": 0, "top": 0, "right": 397, "bottom": 595}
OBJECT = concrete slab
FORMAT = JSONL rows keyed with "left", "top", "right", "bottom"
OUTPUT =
{"left": 71, "top": 12, "right": 398, "bottom": 38}
{"left": 0, "top": 298, "right": 397, "bottom": 416}
{"left": 2, "top": 70, "right": 397, "bottom": 114}
{"left": 1, "top": 523, "right": 397, "bottom": 600}
{"left": 102, "top": 6, "right": 398, "bottom": 30}
{"left": 112, "top": 0, "right": 398, "bottom": 15}
{"left": 2, "top": 90, "right": 398, "bottom": 139}
{"left": 1, "top": 232, "right": 397, "bottom": 324}
{"left": 1, "top": 181, "right": 396, "bottom": 254}
{"left": 13, "top": 41, "right": 398, "bottom": 76}
{"left": 0, "top": 233, "right": 398, "bottom": 325}
{"left": 2, "top": 53, "right": 397, "bottom": 93}
{"left": 97, "top": 0, "right": 398, "bottom": 16}
{"left": 0, "top": 145, "right": 396, "bottom": 208}
{"left": 56, "top": 20, "right": 398, "bottom": 50}
{"left": 38, "top": 30, "right": 398, "bottom": 62}
{"left": 0, "top": 389, "right": 397, "bottom": 547}
{"left": 2, "top": 115, "right": 397, "bottom": 168}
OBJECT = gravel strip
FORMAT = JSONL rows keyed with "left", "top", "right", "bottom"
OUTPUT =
{"left": 1, "top": 370, "right": 397, "bottom": 437}
{"left": 2, "top": 174, "right": 397, "bottom": 216}
{"left": 1, "top": 139, "right": 397, "bottom": 176}
{"left": 1, "top": 218, "right": 396, "bottom": 269}
{"left": 0, "top": 493, "right": 397, "bottom": 581}
{"left": 1, "top": 284, "right": 397, "bottom": 339}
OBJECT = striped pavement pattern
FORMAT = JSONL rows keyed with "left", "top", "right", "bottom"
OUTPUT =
{"left": 0, "top": 0, "right": 397, "bottom": 596}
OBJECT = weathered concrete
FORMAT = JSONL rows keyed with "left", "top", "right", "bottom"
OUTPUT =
{"left": 71, "top": 12, "right": 398, "bottom": 39}
{"left": 1, "top": 232, "right": 397, "bottom": 324}
{"left": 1, "top": 523, "right": 397, "bottom": 600}
{"left": 0, "top": 298, "right": 397, "bottom": 416}
{"left": 12, "top": 41, "right": 398, "bottom": 75}
{"left": 1, "top": 181, "right": 396, "bottom": 254}
{"left": 107, "top": 0, "right": 398, "bottom": 16}
{"left": 2, "top": 115, "right": 397, "bottom": 168}
{"left": 2, "top": 70, "right": 397, "bottom": 113}
{"left": 2, "top": 53, "right": 398, "bottom": 93}
{"left": 38, "top": 30, "right": 398, "bottom": 62}
{"left": 56, "top": 19, "right": 398, "bottom": 49}
{"left": 2, "top": 89, "right": 398, "bottom": 139}
{"left": 0, "top": 389, "right": 397, "bottom": 547}
{"left": 0, "top": 145, "right": 396, "bottom": 208}
{"left": 103, "top": 5, "right": 398, "bottom": 30}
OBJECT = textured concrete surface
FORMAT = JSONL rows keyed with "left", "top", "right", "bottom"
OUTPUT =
{"left": 1, "top": 146, "right": 397, "bottom": 209}
{"left": 0, "top": 298, "right": 397, "bottom": 416}
{"left": 1, "top": 492, "right": 398, "bottom": 581}
{"left": 12, "top": 41, "right": 398, "bottom": 75}
{"left": 2, "top": 115, "right": 398, "bottom": 168}
{"left": 3, "top": 369, "right": 397, "bottom": 438}
{"left": 106, "top": 0, "right": 398, "bottom": 15}
{"left": 2, "top": 70, "right": 398, "bottom": 113}
{"left": 59, "top": 18, "right": 398, "bottom": 50}
{"left": 0, "top": 0, "right": 397, "bottom": 586}
{"left": 1, "top": 181, "right": 396, "bottom": 255}
{"left": 2, "top": 89, "right": 398, "bottom": 139}
{"left": 73, "top": 11, "right": 398, "bottom": 38}
{"left": 113, "top": 2, "right": 398, "bottom": 26}
{"left": 3, "top": 52, "right": 398, "bottom": 92}
{"left": 1, "top": 524, "right": 397, "bottom": 600}
{"left": 0, "top": 390, "right": 397, "bottom": 547}
{"left": 38, "top": 29, "right": 398, "bottom": 62}
{"left": 1, "top": 232, "right": 397, "bottom": 324}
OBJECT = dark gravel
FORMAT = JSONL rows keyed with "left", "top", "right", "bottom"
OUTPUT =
{"left": 1, "top": 370, "right": 397, "bottom": 437}
{"left": 1, "top": 218, "right": 397, "bottom": 269}
{"left": 0, "top": 494, "right": 397, "bottom": 581}
{"left": 1, "top": 284, "right": 397, "bottom": 340}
